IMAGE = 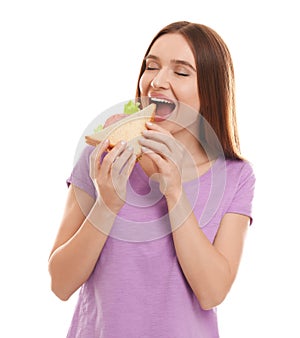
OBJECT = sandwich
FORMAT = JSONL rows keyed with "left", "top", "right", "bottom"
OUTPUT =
{"left": 85, "top": 103, "right": 156, "bottom": 156}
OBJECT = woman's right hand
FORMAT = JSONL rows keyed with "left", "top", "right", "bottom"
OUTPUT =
{"left": 89, "top": 139, "right": 136, "bottom": 214}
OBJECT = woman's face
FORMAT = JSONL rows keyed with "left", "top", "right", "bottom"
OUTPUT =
{"left": 139, "top": 33, "right": 200, "bottom": 131}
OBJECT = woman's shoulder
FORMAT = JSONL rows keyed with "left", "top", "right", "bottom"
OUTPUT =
{"left": 224, "top": 158, "right": 255, "bottom": 177}
{"left": 222, "top": 158, "right": 256, "bottom": 196}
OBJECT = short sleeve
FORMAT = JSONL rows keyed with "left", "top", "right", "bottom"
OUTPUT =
{"left": 226, "top": 161, "right": 256, "bottom": 224}
{"left": 66, "top": 145, "right": 96, "bottom": 200}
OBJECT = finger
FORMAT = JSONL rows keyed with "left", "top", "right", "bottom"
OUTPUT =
{"left": 145, "top": 121, "right": 169, "bottom": 134}
{"left": 101, "top": 140, "right": 127, "bottom": 174}
{"left": 141, "top": 146, "right": 165, "bottom": 167}
{"left": 111, "top": 146, "right": 135, "bottom": 175}
{"left": 120, "top": 152, "right": 137, "bottom": 178}
{"left": 142, "top": 129, "right": 174, "bottom": 152}
{"left": 90, "top": 139, "right": 110, "bottom": 179}
{"left": 110, "top": 151, "right": 136, "bottom": 202}
{"left": 141, "top": 144, "right": 182, "bottom": 175}
{"left": 139, "top": 137, "right": 170, "bottom": 158}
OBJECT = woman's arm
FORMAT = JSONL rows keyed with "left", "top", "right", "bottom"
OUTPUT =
{"left": 49, "top": 140, "right": 136, "bottom": 301}
{"left": 139, "top": 122, "right": 249, "bottom": 310}
{"left": 48, "top": 185, "right": 116, "bottom": 301}
{"left": 168, "top": 191, "right": 249, "bottom": 310}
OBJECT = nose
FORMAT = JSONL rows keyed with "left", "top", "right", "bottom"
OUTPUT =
{"left": 150, "top": 68, "right": 170, "bottom": 89}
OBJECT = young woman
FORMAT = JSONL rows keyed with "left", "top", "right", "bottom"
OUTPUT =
{"left": 48, "top": 21, "right": 255, "bottom": 337}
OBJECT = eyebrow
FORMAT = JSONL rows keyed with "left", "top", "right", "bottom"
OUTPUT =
{"left": 145, "top": 54, "right": 196, "bottom": 72}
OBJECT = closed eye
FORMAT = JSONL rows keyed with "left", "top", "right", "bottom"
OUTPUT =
{"left": 145, "top": 60, "right": 160, "bottom": 71}
{"left": 175, "top": 71, "right": 189, "bottom": 77}
{"left": 174, "top": 65, "right": 191, "bottom": 77}
{"left": 146, "top": 66, "right": 159, "bottom": 71}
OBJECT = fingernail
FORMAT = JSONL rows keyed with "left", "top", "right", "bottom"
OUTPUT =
{"left": 146, "top": 121, "right": 153, "bottom": 126}
{"left": 120, "top": 140, "right": 126, "bottom": 146}
{"left": 127, "top": 145, "right": 133, "bottom": 152}
{"left": 142, "top": 130, "right": 149, "bottom": 135}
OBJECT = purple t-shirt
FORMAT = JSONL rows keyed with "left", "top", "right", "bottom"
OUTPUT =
{"left": 66, "top": 145, "right": 255, "bottom": 338}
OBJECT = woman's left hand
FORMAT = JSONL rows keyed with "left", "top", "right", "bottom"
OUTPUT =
{"left": 139, "top": 122, "right": 185, "bottom": 199}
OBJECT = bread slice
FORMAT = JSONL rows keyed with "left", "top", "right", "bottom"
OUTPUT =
{"left": 85, "top": 103, "right": 156, "bottom": 156}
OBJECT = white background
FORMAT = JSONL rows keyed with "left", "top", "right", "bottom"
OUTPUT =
{"left": 1, "top": 0, "right": 299, "bottom": 337}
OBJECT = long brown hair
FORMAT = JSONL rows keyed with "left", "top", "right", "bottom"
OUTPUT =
{"left": 135, "top": 21, "right": 242, "bottom": 160}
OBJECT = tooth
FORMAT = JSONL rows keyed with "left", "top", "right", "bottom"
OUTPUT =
{"left": 151, "top": 98, "right": 173, "bottom": 104}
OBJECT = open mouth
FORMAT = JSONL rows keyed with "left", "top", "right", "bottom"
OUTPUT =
{"left": 149, "top": 97, "right": 176, "bottom": 122}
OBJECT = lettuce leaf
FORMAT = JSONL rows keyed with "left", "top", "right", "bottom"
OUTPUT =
{"left": 123, "top": 100, "right": 140, "bottom": 115}
{"left": 93, "top": 124, "right": 103, "bottom": 133}
{"left": 93, "top": 100, "right": 140, "bottom": 132}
